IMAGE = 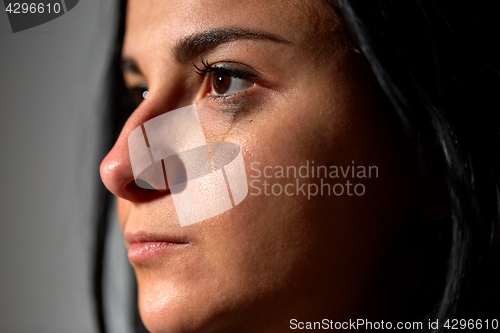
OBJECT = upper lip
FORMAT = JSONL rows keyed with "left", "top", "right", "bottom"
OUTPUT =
{"left": 125, "top": 231, "right": 189, "bottom": 246}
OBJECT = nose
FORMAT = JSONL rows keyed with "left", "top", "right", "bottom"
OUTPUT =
{"left": 100, "top": 96, "right": 181, "bottom": 203}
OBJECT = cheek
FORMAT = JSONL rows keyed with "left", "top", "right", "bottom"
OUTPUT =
{"left": 225, "top": 45, "right": 419, "bottom": 291}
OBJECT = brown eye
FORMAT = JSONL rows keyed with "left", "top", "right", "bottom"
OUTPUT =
{"left": 209, "top": 71, "right": 253, "bottom": 96}
{"left": 212, "top": 73, "right": 231, "bottom": 94}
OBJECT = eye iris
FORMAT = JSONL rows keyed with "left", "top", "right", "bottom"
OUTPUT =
{"left": 213, "top": 73, "right": 231, "bottom": 94}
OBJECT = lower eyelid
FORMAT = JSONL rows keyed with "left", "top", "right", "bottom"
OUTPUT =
{"left": 208, "top": 88, "right": 252, "bottom": 102}
{"left": 198, "top": 88, "right": 263, "bottom": 126}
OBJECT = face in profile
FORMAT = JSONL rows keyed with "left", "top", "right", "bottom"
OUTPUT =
{"left": 100, "top": 0, "right": 422, "bottom": 332}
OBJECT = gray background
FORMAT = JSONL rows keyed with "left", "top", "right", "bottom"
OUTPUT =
{"left": 0, "top": 1, "right": 132, "bottom": 332}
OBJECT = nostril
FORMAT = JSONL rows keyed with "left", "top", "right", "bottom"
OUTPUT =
{"left": 134, "top": 179, "right": 156, "bottom": 190}
{"left": 123, "top": 180, "right": 171, "bottom": 203}
{"left": 134, "top": 160, "right": 170, "bottom": 190}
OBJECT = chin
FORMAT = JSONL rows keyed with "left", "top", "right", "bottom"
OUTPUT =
{"left": 136, "top": 277, "right": 239, "bottom": 333}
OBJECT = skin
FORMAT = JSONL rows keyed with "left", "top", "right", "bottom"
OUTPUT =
{"left": 100, "top": 0, "right": 423, "bottom": 332}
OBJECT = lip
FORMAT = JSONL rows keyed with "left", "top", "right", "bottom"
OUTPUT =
{"left": 126, "top": 232, "right": 189, "bottom": 264}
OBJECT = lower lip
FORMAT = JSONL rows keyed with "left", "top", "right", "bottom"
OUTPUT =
{"left": 128, "top": 241, "right": 185, "bottom": 263}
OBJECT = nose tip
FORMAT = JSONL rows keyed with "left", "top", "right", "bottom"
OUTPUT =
{"left": 99, "top": 144, "right": 130, "bottom": 198}
{"left": 100, "top": 103, "right": 206, "bottom": 203}
{"left": 100, "top": 137, "right": 169, "bottom": 203}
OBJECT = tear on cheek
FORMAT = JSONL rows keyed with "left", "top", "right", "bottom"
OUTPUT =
{"left": 127, "top": 104, "right": 249, "bottom": 227}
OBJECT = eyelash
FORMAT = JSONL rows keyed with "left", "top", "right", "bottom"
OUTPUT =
{"left": 193, "top": 59, "right": 256, "bottom": 98}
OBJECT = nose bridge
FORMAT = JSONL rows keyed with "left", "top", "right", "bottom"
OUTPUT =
{"left": 103, "top": 1, "right": 200, "bottom": 201}
{"left": 129, "top": 104, "right": 208, "bottom": 190}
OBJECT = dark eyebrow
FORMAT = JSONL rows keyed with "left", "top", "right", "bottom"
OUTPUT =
{"left": 172, "top": 27, "right": 289, "bottom": 64}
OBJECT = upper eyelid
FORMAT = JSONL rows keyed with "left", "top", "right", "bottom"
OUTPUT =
{"left": 193, "top": 60, "right": 258, "bottom": 79}
{"left": 134, "top": 82, "right": 149, "bottom": 89}
{"left": 124, "top": 80, "right": 148, "bottom": 91}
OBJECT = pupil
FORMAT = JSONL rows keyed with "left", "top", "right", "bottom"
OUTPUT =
{"left": 213, "top": 73, "right": 231, "bottom": 94}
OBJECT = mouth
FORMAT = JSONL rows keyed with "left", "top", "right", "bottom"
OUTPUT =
{"left": 126, "top": 232, "right": 189, "bottom": 264}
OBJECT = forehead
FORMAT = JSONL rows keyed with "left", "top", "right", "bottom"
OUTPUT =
{"left": 123, "top": 0, "right": 343, "bottom": 67}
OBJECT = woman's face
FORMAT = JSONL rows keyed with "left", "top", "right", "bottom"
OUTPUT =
{"left": 100, "top": 0, "right": 419, "bottom": 332}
